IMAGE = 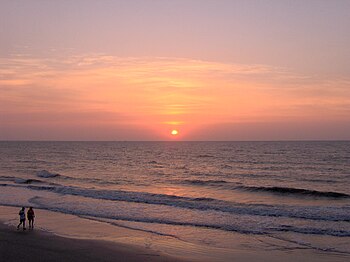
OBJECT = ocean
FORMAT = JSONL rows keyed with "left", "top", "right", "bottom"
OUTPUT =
{"left": 0, "top": 141, "right": 349, "bottom": 255}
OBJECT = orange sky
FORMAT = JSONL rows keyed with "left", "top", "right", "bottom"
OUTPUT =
{"left": 1, "top": 55, "right": 349, "bottom": 140}
{"left": 1, "top": 1, "right": 350, "bottom": 140}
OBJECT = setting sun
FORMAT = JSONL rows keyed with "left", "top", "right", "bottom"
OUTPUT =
{"left": 171, "top": 130, "right": 179, "bottom": 136}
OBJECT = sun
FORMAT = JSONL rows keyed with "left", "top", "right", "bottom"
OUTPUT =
{"left": 171, "top": 129, "right": 179, "bottom": 136}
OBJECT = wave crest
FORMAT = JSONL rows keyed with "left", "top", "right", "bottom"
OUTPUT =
{"left": 237, "top": 186, "right": 350, "bottom": 198}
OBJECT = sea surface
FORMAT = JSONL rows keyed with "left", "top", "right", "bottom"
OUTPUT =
{"left": 0, "top": 141, "right": 349, "bottom": 255}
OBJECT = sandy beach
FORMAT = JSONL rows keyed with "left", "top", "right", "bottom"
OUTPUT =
{"left": 1, "top": 205, "right": 349, "bottom": 262}
{"left": 0, "top": 222, "right": 184, "bottom": 262}
{"left": 0, "top": 206, "right": 189, "bottom": 262}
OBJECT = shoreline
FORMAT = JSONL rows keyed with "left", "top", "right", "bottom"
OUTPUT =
{"left": 1, "top": 205, "right": 349, "bottom": 262}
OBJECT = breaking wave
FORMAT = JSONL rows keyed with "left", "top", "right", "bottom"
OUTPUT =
{"left": 237, "top": 186, "right": 350, "bottom": 198}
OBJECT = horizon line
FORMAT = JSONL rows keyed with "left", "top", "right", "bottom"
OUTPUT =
{"left": 0, "top": 139, "right": 349, "bottom": 143}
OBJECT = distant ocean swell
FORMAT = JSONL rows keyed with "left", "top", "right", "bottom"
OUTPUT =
{"left": 2, "top": 173, "right": 348, "bottom": 199}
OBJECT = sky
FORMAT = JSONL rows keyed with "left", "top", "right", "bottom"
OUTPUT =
{"left": 1, "top": 0, "right": 350, "bottom": 140}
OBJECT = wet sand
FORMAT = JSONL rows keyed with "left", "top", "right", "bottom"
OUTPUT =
{"left": 0, "top": 206, "right": 348, "bottom": 262}
{"left": 0, "top": 222, "right": 184, "bottom": 262}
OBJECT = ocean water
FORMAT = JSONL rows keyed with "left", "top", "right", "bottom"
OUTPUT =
{"left": 0, "top": 141, "right": 349, "bottom": 255}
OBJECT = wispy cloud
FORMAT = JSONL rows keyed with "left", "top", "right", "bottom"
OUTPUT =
{"left": 1, "top": 54, "right": 349, "bottom": 139}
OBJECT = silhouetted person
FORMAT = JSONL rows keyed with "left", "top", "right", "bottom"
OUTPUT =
{"left": 17, "top": 207, "right": 26, "bottom": 231}
{"left": 27, "top": 207, "right": 35, "bottom": 229}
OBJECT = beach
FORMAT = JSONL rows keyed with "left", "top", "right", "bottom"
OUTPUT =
{"left": 0, "top": 223, "right": 179, "bottom": 262}
{"left": 0, "top": 206, "right": 185, "bottom": 262}
{"left": 1, "top": 205, "right": 349, "bottom": 262}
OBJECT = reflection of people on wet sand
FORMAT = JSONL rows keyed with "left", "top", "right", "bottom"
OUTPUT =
{"left": 27, "top": 207, "right": 35, "bottom": 229}
{"left": 17, "top": 207, "right": 26, "bottom": 231}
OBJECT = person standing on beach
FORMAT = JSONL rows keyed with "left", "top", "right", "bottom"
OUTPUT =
{"left": 27, "top": 207, "right": 35, "bottom": 229}
{"left": 17, "top": 207, "right": 26, "bottom": 231}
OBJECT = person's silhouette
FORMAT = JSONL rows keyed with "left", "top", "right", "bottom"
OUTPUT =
{"left": 27, "top": 207, "right": 35, "bottom": 229}
{"left": 17, "top": 207, "right": 26, "bottom": 231}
